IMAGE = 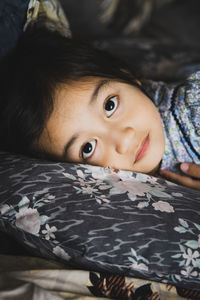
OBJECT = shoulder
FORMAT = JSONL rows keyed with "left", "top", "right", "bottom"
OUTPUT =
{"left": 172, "top": 71, "right": 200, "bottom": 106}
{"left": 185, "top": 70, "right": 200, "bottom": 96}
{"left": 183, "top": 71, "right": 200, "bottom": 101}
{"left": 172, "top": 70, "right": 200, "bottom": 122}
{"left": 171, "top": 71, "right": 200, "bottom": 161}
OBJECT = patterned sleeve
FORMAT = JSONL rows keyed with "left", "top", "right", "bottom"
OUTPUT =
{"left": 158, "top": 70, "right": 200, "bottom": 172}
{"left": 176, "top": 71, "right": 200, "bottom": 161}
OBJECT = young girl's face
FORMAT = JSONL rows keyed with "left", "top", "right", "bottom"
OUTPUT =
{"left": 39, "top": 78, "right": 165, "bottom": 174}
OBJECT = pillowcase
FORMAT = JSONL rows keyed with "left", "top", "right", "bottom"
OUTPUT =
{"left": 24, "top": 0, "right": 71, "bottom": 37}
{"left": 0, "top": 0, "right": 71, "bottom": 58}
{"left": 0, "top": 151, "right": 200, "bottom": 291}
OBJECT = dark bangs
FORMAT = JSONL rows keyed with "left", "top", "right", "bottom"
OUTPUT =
{"left": 0, "top": 24, "right": 139, "bottom": 156}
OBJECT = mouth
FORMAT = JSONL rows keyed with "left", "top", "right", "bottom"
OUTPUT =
{"left": 134, "top": 134, "right": 150, "bottom": 163}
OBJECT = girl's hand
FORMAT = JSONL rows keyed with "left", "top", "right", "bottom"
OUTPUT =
{"left": 159, "top": 163, "right": 200, "bottom": 190}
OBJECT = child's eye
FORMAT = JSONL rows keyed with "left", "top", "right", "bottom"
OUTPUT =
{"left": 81, "top": 140, "right": 96, "bottom": 160}
{"left": 104, "top": 96, "right": 118, "bottom": 117}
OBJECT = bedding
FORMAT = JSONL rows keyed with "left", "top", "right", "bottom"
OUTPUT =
{"left": 60, "top": 0, "right": 200, "bottom": 82}
{"left": 0, "top": 0, "right": 71, "bottom": 59}
{"left": 1, "top": 254, "right": 200, "bottom": 300}
{"left": 24, "top": 0, "right": 71, "bottom": 37}
{"left": 0, "top": 151, "right": 200, "bottom": 298}
{"left": 1, "top": 1, "right": 200, "bottom": 299}
{"left": 94, "top": 37, "right": 200, "bottom": 83}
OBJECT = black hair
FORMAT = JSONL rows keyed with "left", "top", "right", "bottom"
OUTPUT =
{"left": 0, "top": 23, "right": 140, "bottom": 157}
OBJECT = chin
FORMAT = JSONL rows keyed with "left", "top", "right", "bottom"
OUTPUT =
{"left": 133, "top": 157, "right": 162, "bottom": 175}
{"left": 147, "top": 163, "right": 160, "bottom": 175}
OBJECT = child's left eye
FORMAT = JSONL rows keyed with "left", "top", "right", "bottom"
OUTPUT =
{"left": 81, "top": 140, "right": 96, "bottom": 160}
{"left": 104, "top": 96, "right": 118, "bottom": 117}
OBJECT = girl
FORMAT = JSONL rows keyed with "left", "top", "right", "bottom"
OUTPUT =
{"left": 0, "top": 24, "right": 199, "bottom": 190}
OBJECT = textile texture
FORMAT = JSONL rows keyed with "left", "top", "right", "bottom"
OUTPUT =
{"left": 1, "top": 255, "right": 200, "bottom": 300}
{"left": 0, "top": 151, "right": 200, "bottom": 293}
{"left": 142, "top": 71, "right": 200, "bottom": 173}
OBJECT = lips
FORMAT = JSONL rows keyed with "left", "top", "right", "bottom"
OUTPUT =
{"left": 135, "top": 134, "right": 150, "bottom": 163}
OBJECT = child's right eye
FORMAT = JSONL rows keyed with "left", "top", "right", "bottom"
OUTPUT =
{"left": 104, "top": 95, "right": 118, "bottom": 117}
{"left": 81, "top": 140, "right": 96, "bottom": 160}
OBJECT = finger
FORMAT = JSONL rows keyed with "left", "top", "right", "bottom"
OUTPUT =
{"left": 160, "top": 170, "right": 200, "bottom": 190}
{"left": 180, "top": 163, "right": 200, "bottom": 178}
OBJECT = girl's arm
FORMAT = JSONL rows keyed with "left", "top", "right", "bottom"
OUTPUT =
{"left": 160, "top": 163, "right": 200, "bottom": 191}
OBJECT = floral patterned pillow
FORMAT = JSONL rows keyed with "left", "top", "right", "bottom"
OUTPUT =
{"left": 0, "top": 151, "right": 200, "bottom": 291}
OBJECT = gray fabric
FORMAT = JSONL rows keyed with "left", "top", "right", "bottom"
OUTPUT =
{"left": 0, "top": 151, "right": 200, "bottom": 290}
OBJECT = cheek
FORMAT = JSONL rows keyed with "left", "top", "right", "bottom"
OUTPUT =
{"left": 144, "top": 103, "right": 162, "bottom": 127}
{"left": 126, "top": 95, "right": 157, "bottom": 126}
{"left": 128, "top": 107, "right": 155, "bottom": 130}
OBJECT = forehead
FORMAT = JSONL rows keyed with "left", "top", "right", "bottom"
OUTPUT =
{"left": 39, "top": 77, "right": 109, "bottom": 155}
{"left": 55, "top": 78, "right": 98, "bottom": 108}
{"left": 56, "top": 76, "right": 114, "bottom": 107}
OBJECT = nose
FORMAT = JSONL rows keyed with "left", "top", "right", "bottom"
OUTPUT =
{"left": 114, "top": 127, "right": 135, "bottom": 154}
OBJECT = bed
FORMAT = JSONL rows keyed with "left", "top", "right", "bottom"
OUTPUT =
{"left": 1, "top": 1, "right": 200, "bottom": 299}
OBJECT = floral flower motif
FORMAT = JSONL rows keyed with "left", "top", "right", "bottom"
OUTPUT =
{"left": 53, "top": 246, "right": 71, "bottom": 261}
{"left": 81, "top": 165, "right": 113, "bottom": 180}
{"left": 66, "top": 166, "right": 112, "bottom": 204}
{"left": 181, "top": 266, "right": 198, "bottom": 277}
{"left": 152, "top": 201, "right": 174, "bottom": 213}
{"left": 174, "top": 226, "right": 187, "bottom": 233}
{"left": 110, "top": 179, "right": 152, "bottom": 197}
{"left": 178, "top": 218, "right": 189, "bottom": 228}
{"left": 145, "top": 175, "right": 159, "bottom": 184}
{"left": 183, "top": 248, "right": 199, "bottom": 267}
{"left": 198, "top": 234, "right": 200, "bottom": 247}
{"left": 130, "top": 262, "right": 148, "bottom": 271}
{"left": 15, "top": 207, "right": 41, "bottom": 234}
{"left": 42, "top": 224, "right": 57, "bottom": 240}
{"left": 172, "top": 192, "right": 183, "bottom": 197}
{"left": 137, "top": 202, "right": 149, "bottom": 209}
{"left": 44, "top": 193, "right": 55, "bottom": 200}
{"left": 0, "top": 204, "right": 10, "bottom": 215}
{"left": 96, "top": 194, "right": 110, "bottom": 204}
{"left": 81, "top": 186, "right": 99, "bottom": 195}
{"left": 134, "top": 172, "right": 159, "bottom": 185}
{"left": 117, "top": 170, "right": 135, "bottom": 181}
{"left": 128, "top": 247, "right": 149, "bottom": 273}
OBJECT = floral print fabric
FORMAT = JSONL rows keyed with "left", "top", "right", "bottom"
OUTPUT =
{"left": 24, "top": 0, "right": 71, "bottom": 37}
{"left": 143, "top": 71, "right": 200, "bottom": 173}
{"left": 1, "top": 254, "right": 200, "bottom": 300}
{"left": 0, "top": 151, "right": 200, "bottom": 292}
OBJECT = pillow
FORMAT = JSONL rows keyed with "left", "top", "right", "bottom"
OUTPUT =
{"left": 0, "top": 151, "right": 200, "bottom": 291}
{"left": 24, "top": 0, "right": 71, "bottom": 37}
{"left": 0, "top": 0, "right": 71, "bottom": 58}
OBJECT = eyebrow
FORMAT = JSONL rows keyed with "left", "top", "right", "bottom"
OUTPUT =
{"left": 90, "top": 79, "right": 110, "bottom": 104}
{"left": 63, "top": 133, "right": 79, "bottom": 159}
{"left": 62, "top": 79, "right": 110, "bottom": 159}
